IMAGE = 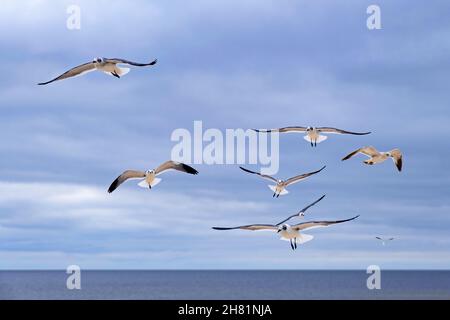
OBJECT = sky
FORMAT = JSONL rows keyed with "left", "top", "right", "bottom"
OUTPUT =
{"left": 0, "top": 0, "right": 449, "bottom": 270}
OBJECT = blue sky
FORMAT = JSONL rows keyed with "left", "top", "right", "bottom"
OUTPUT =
{"left": 0, "top": 0, "right": 449, "bottom": 269}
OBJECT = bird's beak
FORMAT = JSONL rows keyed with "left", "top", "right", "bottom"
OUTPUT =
{"left": 277, "top": 229, "right": 281, "bottom": 233}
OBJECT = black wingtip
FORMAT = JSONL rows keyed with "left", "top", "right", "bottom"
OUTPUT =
{"left": 239, "top": 166, "right": 253, "bottom": 173}
{"left": 107, "top": 179, "right": 119, "bottom": 193}
{"left": 341, "top": 154, "right": 351, "bottom": 161}
{"left": 182, "top": 163, "right": 199, "bottom": 175}
{"left": 150, "top": 59, "right": 157, "bottom": 65}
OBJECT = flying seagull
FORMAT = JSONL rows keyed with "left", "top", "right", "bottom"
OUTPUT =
{"left": 239, "top": 166, "right": 326, "bottom": 197}
{"left": 108, "top": 161, "right": 198, "bottom": 193}
{"left": 38, "top": 57, "right": 157, "bottom": 85}
{"left": 342, "top": 146, "right": 403, "bottom": 172}
{"left": 275, "top": 194, "right": 326, "bottom": 225}
{"left": 213, "top": 215, "right": 359, "bottom": 250}
{"left": 253, "top": 126, "right": 371, "bottom": 147}
{"left": 375, "top": 236, "right": 395, "bottom": 246}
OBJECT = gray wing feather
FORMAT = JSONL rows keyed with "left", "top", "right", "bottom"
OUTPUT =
{"left": 293, "top": 215, "right": 359, "bottom": 231}
{"left": 38, "top": 62, "right": 96, "bottom": 85}
{"left": 104, "top": 58, "right": 157, "bottom": 67}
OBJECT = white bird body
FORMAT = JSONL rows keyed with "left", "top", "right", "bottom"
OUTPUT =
{"left": 278, "top": 224, "right": 300, "bottom": 240}
{"left": 137, "top": 170, "right": 162, "bottom": 188}
{"left": 96, "top": 61, "right": 130, "bottom": 77}
{"left": 268, "top": 182, "right": 289, "bottom": 196}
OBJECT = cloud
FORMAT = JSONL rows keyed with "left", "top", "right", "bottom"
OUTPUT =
{"left": 0, "top": 0, "right": 449, "bottom": 269}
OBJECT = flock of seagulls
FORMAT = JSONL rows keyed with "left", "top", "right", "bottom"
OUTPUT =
{"left": 39, "top": 57, "right": 401, "bottom": 251}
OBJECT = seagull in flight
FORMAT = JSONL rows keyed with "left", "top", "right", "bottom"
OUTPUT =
{"left": 239, "top": 166, "right": 326, "bottom": 197}
{"left": 38, "top": 57, "right": 157, "bottom": 85}
{"left": 276, "top": 194, "right": 326, "bottom": 225}
{"left": 375, "top": 236, "right": 395, "bottom": 246}
{"left": 213, "top": 214, "right": 359, "bottom": 250}
{"left": 253, "top": 126, "right": 371, "bottom": 147}
{"left": 108, "top": 161, "right": 198, "bottom": 193}
{"left": 342, "top": 146, "right": 403, "bottom": 172}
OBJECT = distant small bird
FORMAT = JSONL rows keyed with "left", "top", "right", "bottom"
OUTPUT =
{"left": 108, "top": 161, "right": 198, "bottom": 193}
{"left": 342, "top": 146, "right": 403, "bottom": 172}
{"left": 38, "top": 57, "right": 157, "bottom": 85}
{"left": 376, "top": 236, "right": 395, "bottom": 246}
{"left": 239, "top": 166, "right": 326, "bottom": 198}
{"left": 253, "top": 126, "right": 371, "bottom": 147}
{"left": 213, "top": 215, "right": 359, "bottom": 250}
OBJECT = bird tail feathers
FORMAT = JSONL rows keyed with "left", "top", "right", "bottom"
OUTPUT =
{"left": 138, "top": 178, "right": 162, "bottom": 188}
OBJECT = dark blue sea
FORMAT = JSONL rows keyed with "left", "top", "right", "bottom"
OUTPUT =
{"left": 0, "top": 270, "right": 449, "bottom": 300}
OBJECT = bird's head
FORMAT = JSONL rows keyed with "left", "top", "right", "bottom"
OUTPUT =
{"left": 145, "top": 169, "right": 155, "bottom": 175}
{"left": 93, "top": 57, "right": 103, "bottom": 64}
{"left": 306, "top": 126, "right": 313, "bottom": 131}
{"left": 277, "top": 224, "right": 289, "bottom": 233}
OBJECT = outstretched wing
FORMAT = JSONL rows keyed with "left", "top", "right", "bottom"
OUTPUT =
{"left": 342, "top": 146, "right": 380, "bottom": 161}
{"left": 284, "top": 166, "right": 326, "bottom": 186}
{"left": 108, "top": 170, "right": 146, "bottom": 193}
{"left": 252, "top": 126, "right": 308, "bottom": 133}
{"left": 293, "top": 215, "right": 359, "bottom": 231}
{"left": 104, "top": 58, "right": 157, "bottom": 67}
{"left": 212, "top": 224, "right": 277, "bottom": 231}
{"left": 155, "top": 161, "right": 198, "bottom": 176}
{"left": 38, "top": 61, "right": 96, "bottom": 85}
{"left": 317, "top": 127, "right": 371, "bottom": 135}
{"left": 389, "top": 149, "right": 403, "bottom": 172}
{"left": 276, "top": 194, "right": 326, "bottom": 225}
{"left": 239, "top": 166, "right": 278, "bottom": 183}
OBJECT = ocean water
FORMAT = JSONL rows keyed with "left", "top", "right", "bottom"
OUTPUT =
{"left": 0, "top": 270, "right": 449, "bottom": 300}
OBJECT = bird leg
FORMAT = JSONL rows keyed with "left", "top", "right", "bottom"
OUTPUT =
{"left": 290, "top": 239, "right": 294, "bottom": 250}
{"left": 148, "top": 185, "right": 152, "bottom": 189}
{"left": 273, "top": 192, "right": 276, "bottom": 197}
{"left": 276, "top": 193, "right": 280, "bottom": 198}
{"left": 111, "top": 71, "right": 120, "bottom": 78}
{"left": 294, "top": 238, "right": 297, "bottom": 249}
